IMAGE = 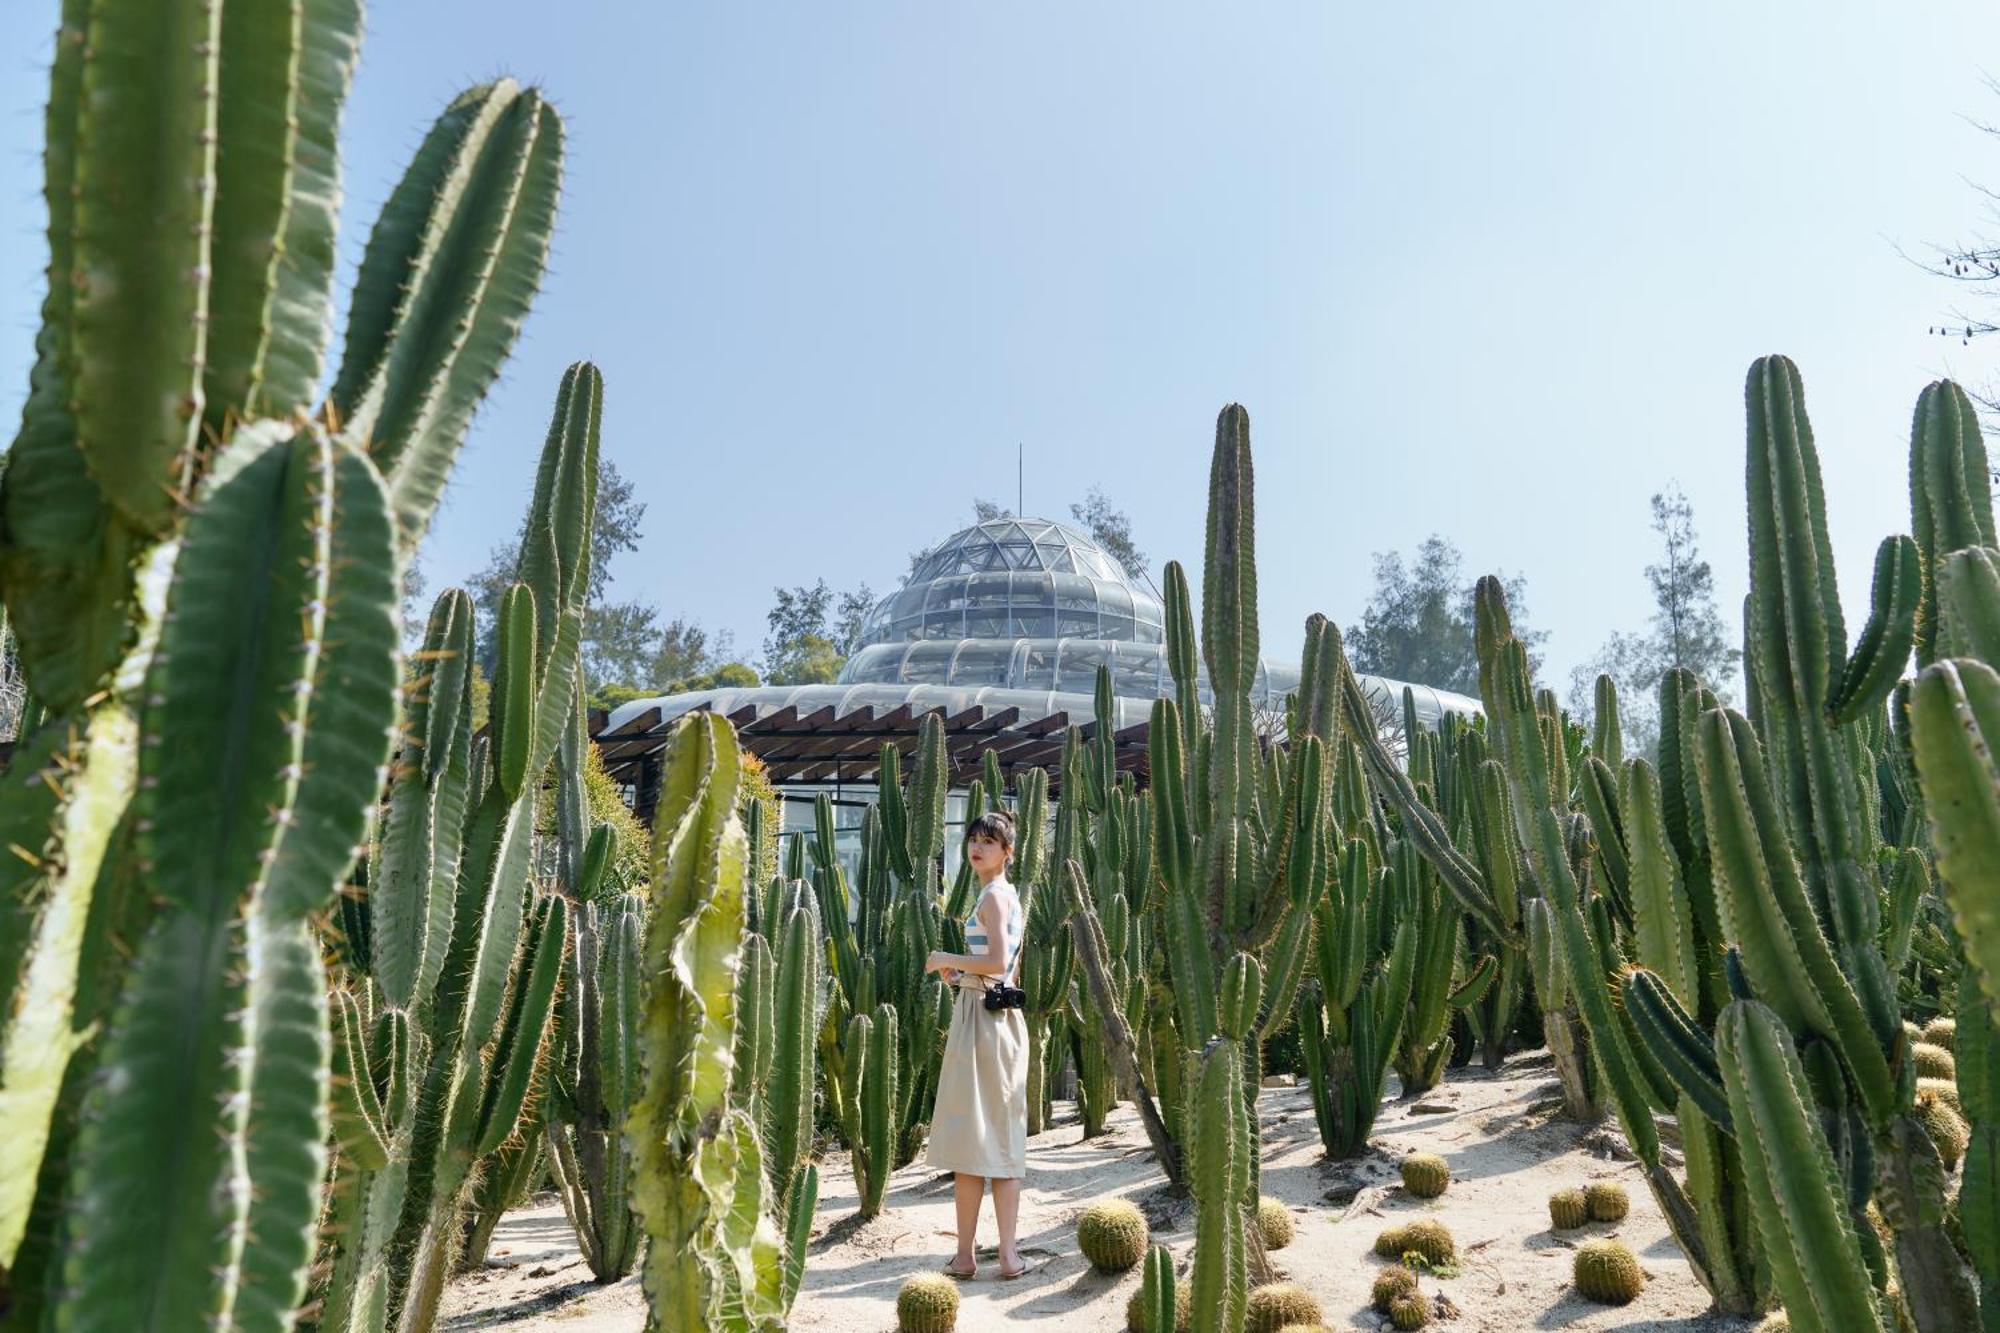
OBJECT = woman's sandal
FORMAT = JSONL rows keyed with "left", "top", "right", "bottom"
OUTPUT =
{"left": 998, "top": 1257, "right": 1036, "bottom": 1280}
{"left": 940, "top": 1260, "right": 977, "bottom": 1280}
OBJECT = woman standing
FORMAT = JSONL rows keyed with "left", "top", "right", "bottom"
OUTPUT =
{"left": 922, "top": 810, "right": 1032, "bottom": 1280}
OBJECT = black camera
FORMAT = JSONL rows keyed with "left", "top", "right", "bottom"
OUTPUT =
{"left": 982, "top": 984, "right": 1027, "bottom": 1012}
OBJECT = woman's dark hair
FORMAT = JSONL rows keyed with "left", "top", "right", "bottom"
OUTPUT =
{"left": 963, "top": 809, "right": 1016, "bottom": 851}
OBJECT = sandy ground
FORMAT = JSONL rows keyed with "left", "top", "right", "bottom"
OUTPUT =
{"left": 441, "top": 1055, "right": 1763, "bottom": 1331}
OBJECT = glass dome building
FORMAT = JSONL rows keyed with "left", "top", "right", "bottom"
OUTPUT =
{"left": 597, "top": 516, "right": 1481, "bottom": 849}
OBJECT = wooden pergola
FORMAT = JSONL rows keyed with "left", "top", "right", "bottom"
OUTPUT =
{"left": 591, "top": 699, "right": 1152, "bottom": 825}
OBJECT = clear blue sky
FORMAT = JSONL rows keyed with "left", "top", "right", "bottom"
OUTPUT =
{"left": 6, "top": 4, "right": 2000, "bottom": 694}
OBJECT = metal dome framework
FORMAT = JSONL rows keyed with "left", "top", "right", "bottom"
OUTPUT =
{"left": 857, "top": 517, "right": 1164, "bottom": 648}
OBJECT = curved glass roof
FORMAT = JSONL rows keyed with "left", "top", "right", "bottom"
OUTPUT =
{"left": 839, "top": 636, "right": 1295, "bottom": 705}
{"left": 857, "top": 517, "right": 1163, "bottom": 647}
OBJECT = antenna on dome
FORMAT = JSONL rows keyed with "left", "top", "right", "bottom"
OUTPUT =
{"left": 1017, "top": 442, "right": 1023, "bottom": 518}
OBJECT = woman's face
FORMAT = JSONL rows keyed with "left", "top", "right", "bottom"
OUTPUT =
{"left": 966, "top": 831, "right": 1009, "bottom": 875}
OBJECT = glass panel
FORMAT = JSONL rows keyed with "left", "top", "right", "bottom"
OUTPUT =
{"left": 841, "top": 644, "right": 903, "bottom": 683}
{"left": 1057, "top": 641, "right": 1111, "bottom": 693}
{"left": 950, "top": 642, "right": 1013, "bottom": 686}
{"left": 1056, "top": 608, "right": 1099, "bottom": 637}
{"left": 921, "top": 611, "right": 963, "bottom": 639}
{"left": 966, "top": 572, "right": 1012, "bottom": 609}
{"left": 1097, "top": 582, "right": 1133, "bottom": 620}
{"left": 1098, "top": 613, "right": 1138, "bottom": 641}
{"left": 1001, "top": 542, "right": 1036, "bottom": 569}
{"left": 1009, "top": 571, "right": 1054, "bottom": 637}
{"left": 903, "top": 641, "right": 955, "bottom": 684}
{"left": 1048, "top": 548, "right": 1077, "bottom": 573}
{"left": 1020, "top": 643, "right": 1057, "bottom": 688}
{"left": 1014, "top": 607, "right": 1056, "bottom": 638}
{"left": 1110, "top": 646, "right": 1163, "bottom": 698}
{"left": 965, "top": 610, "right": 1008, "bottom": 638}
{"left": 1053, "top": 574, "right": 1097, "bottom": 609}
{"left": 928, "top": 576, "right": 971, "bottom": 612}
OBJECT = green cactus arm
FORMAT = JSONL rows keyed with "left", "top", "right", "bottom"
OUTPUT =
{"left": 1717, "top": 999, "right": 1887, "bottom": 1333}
{"left": 1937, "top": 546, "right": 2000, "bottom": 663}
{"left": 1956, "top": 980, "right": 2000, "bottom": 1319}
{"left": 516, "top": 364, "right": 600, "bottom": 781}
{"left": 1623, "top": 759, "right": 1699, "bottom": 1004}
{"left": 1696, "top": 706, "right": 1896, "bottom": 1123}
{"left": 489, "top": 583, "right": 539, "bottom": 800}
{"left": 234, "top": 919, "right": 334, "bottom": 1333}
{"left": 475, "top": 895, "right": 569, "bottom": 1157}
{"left": 1829, "top": 535, "right": 1920, "bottom": 725}
{"left": 330, "top": 987, "right": 392, "bottom": 1172}
{"left": 1621, "top": 968, "right": 1732, "bottom": 1130}
{"left": 906, "top": 713, "right": 948, "bottom": 895}
{"left": 0, "top": 707, "right": 136, "bottom": 1269}
{"left": 859, "top": 1004, "right": 898, "bottom": 1217}
{"left": 1140, "top": 1245, "right": 1177, "bottom": 1333}
{"left": 205, "top": 0, "right": 361, "bottom": 427}
{"left": 1744, "top": 357, "right": 1888, "bottom": 979}
{"left": 1330, "top": 627, "right": 1512, "bottom": 944}
{"left": 329, "top": 80, "right": 563, "bottom": 547}
{"left": 1449, "top": 954, "right": 1498, "bottom": 1008}
{"left": 1577, "top": 756, "right": 1630, "bottom": 911}
{"left": 1592, "top": 674, "right": 1624, "bottom": 766}
{"left": 456, "top": 795, "right": 539, "bottom": 1051}
{"left": 766, "top": 903, "right": 820, "bottom": 1201}
{"left": 374, "top": 589, "right": 473, "bottom": 1009}
{"left": 0, "top": 0, "right": 147, "bottom": 713}
{"left": 1911, "top": 379, "right": 1997, "bottom": 666}
{"left": 261, "top": 439, "right": 399, "bottom": 919}
{"left": 1475, "top": 578, "right": 1662, "bottom": 1165}
{"left": 702, "top": 1107, "right": 788, "bottom": 1328}
{"left": 1186, "top": 1036, "right": 1249, "bottom": 1333}
{"left": 733, "top": 931, "right": 776, "bottom": 1105}
{"left": 781, "top": 1163, "right": 817, "bottom": 1313}
{"left": 1910, "top": 658, "right": 2000, "bottom": 1008}
{"left": 66, "top": 0, "right": 220, "bottom": 536}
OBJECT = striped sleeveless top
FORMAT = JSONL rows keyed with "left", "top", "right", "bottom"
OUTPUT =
{"left": 962, "top": 878, "right": 1024, "bottom": 985}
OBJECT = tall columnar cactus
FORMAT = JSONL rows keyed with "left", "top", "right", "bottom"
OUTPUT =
{"left": 1299, "top": 834, "right": 1418, "bottom": 1158}
{"left": 547, "top": 890, "right": 645, "bottom": 1282}
{"left": 0, "top": 7, "right": 561, "bottom": 1322}
{"left": 814, "top": 717, "right": 953, "bottom": 1194}
{"left": 629, "top": 711, "right": 787, "bottom": 1331}
{"left": 1067, "top": 407, "right": 1339, "bottom": 1301}
{"left": 310, "top": 366, "right": 597, "bottom": 1333}
{"left": 1010, "top": 768, "right": 1071, "bottom": 1137}
{"left": 1473, "top": 576, "right": 1740, "bottom": 1311}
{"left": 1901, "top": 376, "right": 2000, "bottom": 1328}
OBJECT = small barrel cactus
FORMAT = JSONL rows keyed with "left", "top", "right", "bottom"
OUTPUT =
{"left": 1245, "top": 1283, "right": 1322, "bottom": 1333}
{"left": 1904, "top": 1019, "right": 1925, "bottom": 1047}
{"left": 1374, "top": 1218, "right": 1455, "bottom": 1267}
{"left": 1584, "top": 1181, "right": 1629, "bottom": 1223}
{"left": 1125, "top": 1283, "right": 1192, "bottom": 1333}
{"left": 1548, "top": 1187, "right": 1589, "bottom": 1230}
{"left": 1756, "top": 1312, "right": 1790, "bottom": 1332}
{"left": 1919, "top": 1076, "right": 1962, "bottom": 1113}
{"left": 898, "top": 1274, "right": 960, "bottom": 1333}
{"left": 1257, "top": 1196, "right": 1296, "bottom": 1251}
{"left": 1924, "top": 1016, "right": 1957, "bottom": 1050}
{"left": 1077, "top": 1200, "right": 1149, "bottom": 1272}
{"left": 1400, "top": 1153, "right": 1450, "bottom": 1199}
{"left": 1915, "top": 1089, "right": 1971, "bottom": 1170}
{"left": 1371, "top": 1264, "right": 1419, "bottom": 1311}
{"left": 1573, "top": 1239, "right": 1644, "bottom": 1305}
{"left": 1912, "top": 1041, "right": 1958, "bottom": 1080}
{"left": 1389, "top": 1294, "right": 1433, "bottom": 1330}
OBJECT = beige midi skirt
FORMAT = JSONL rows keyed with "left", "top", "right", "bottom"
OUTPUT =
{"left": 924, "top": 984, "right": 1028, "bottom": 1179}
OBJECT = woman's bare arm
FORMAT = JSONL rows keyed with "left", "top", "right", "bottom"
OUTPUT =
{"left": 925, "top": 892, "right": 1011, "bottom": 977}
